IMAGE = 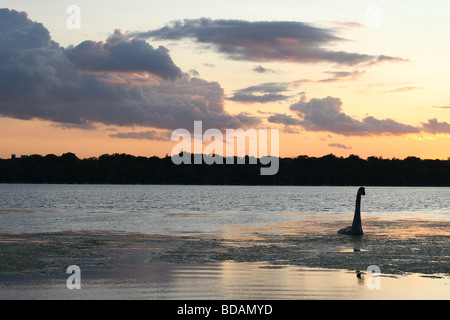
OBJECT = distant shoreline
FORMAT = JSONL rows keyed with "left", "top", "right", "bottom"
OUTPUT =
{"left": 2, "top": 152, "right": 450, "bottom": 186}
{"left": 1, "top": 182, "right": 450, "bottom": 188}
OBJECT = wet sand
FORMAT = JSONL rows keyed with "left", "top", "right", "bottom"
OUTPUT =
{"left": 0, "top": 217, "right": 449, "bottom": 299}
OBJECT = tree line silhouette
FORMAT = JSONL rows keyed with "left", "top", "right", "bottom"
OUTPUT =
{"left": 1, "top": 152, "right": 450, "bottom": 186}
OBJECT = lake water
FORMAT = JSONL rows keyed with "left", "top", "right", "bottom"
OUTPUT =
{"left": 1, "top": 184, "right": 449, "bottom": 299}
{"left": 0, "top": 184, "right": 450, "bottom": 235}
{"left": 0, "top": 184, "right": 449, "bottom": 235}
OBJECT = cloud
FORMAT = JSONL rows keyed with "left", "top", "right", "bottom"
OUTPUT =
{"left": 109, "top": 130, "right": 171, "bottom": 141}
{"left": 267, "top": 114, "right": 302, "bottom": 133}
{"left": 432, "top": 106, "right": 450, "bottom": 109}
{"left": 52, "top": 122, "right": 97, "bottom": 131}
{"left": 0, "top": 9, "right": 259, "bottom": 132}
{"left": 188, "top": 69, "right": 200, "bottom": 76}
{"left": 318, "top": 70, "right": 364, "bottom": 82}
{"left": 134, "top": 18, "right": 405, "bottom": 66}
{"left": 267, "top": 113, "right": 302, "bottom": 126}
{"left": 328, "top": 143, "right": 352, "bottom": 150}
{"left": 374, "top": 55, "right": 409, "bottom": 64}
{"left": 252, "top": 65, "right": 277, "bottom": 74}
{"left": 328, "top": 21, "right": 364, "bottom": 30}
{"left": 0, "top": 9, "right": 54, "bottom": 54}
{"left": 288, "top": 96, "right": 420, "bottom": 136}
{"left": 421, "top": 118, "right": 450, "bottom": 135}
{"left": 291, "top": 70, "right": 363, "bottom": 85}
{"left": 65, "top": 29, "right": 182, "bottom": 79}
{"left": 386, "top": 86, "right": 424, "bottom": 93}
{"left": 227, "top": 82, "right": 292, "bottom": 104}
{"left": 266, "top": 97, "right": 449, "bottom": 137}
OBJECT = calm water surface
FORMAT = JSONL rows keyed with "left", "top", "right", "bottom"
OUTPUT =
{"left": 0, "top": 184, "right": 448, "bottom": 235}
{"left": 1, "top": 184, "right": 449, "bottom": 300}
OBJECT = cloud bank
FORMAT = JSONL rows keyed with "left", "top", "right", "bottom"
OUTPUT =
{"left": 135, "top": 18, "right": 406, "bottom": 66}
{"left": 267, "top": 96, "right": 421, "bottom": 136}
{"left": 0, "top": 9, "right": 259, "bottom": 132}
{"left": 289, "top": 97, "right": 420, "bottom": 136}
{"left": 1, "top": 9, "right": 445, "bottom": 141}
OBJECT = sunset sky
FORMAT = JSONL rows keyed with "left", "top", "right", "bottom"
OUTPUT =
{"left": 1, "top": 0, "right": 450, "bottom": 160}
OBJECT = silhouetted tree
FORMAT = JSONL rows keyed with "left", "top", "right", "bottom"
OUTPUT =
{"left": 1, "top": 152, "right": 450, "bottom": 186}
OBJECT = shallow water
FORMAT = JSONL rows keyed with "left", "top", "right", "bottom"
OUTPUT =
{"left": 0, "top": 184, "right": 449, "bottom": 299}
{"left": 1, "top": 261, "right": 448, "bottom": 300}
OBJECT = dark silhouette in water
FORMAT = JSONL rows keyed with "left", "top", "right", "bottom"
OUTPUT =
{"left": 338, "top": 187, "right": 365, "bottom": 235}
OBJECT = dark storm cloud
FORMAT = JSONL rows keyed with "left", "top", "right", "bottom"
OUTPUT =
{"left": 65, "top": 29, "right": 182, "bottom": 79}
{"left": 0, "top": 9, "right": 259, "bottom": 132}
{"left": 134, "top": 18, "right": 406, "bottom": 66}
{"left": 0, "top": 9, "right": 54, "bottom": 55}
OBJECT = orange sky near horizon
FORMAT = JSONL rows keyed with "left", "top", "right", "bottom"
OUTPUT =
{"left": 1, "top": 117, "right": 449, "bottom": 161}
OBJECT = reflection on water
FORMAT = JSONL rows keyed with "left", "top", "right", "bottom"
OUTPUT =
{"left": 1, "top": 184, "right": 449, "bottom": 299}
{"left": 1, "top": 261, "right": 448, "bottom": 300}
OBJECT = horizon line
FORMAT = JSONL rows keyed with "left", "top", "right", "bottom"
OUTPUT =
{"left": 3, "top": 152, "right": 450, "bottom": 162}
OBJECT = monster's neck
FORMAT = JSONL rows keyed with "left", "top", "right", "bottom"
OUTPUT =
{"left": 351, "top": 192, "right": 362, "bottom": 232}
